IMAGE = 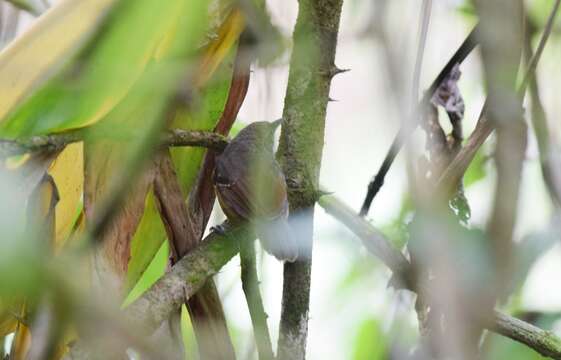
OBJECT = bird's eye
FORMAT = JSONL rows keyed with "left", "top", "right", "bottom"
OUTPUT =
{"left": 214, "top": 173, "right": 230, "bottom": 185}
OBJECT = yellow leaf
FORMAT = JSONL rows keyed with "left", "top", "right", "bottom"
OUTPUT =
{"left": 48, "top": 143, "right": 84, "bottom": 250}
{"left": 8, "top": 303, "right": 30, "bottom": 360}
{"left": 195, "top": 9, "right": 245, "bottom": 87}
{"left": 0, "top": 0, "right": 117, "bottom": 122}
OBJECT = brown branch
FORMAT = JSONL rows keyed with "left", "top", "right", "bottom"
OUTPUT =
{"left": 124, "top": 225, "right": 250, "bottom": 334}
{"left": 67, "top": 225, "right": 251, "bottom": 359}
{"left": 359, "top": 22, "right": 480, "bottom": 216}
{"left": 436, "top": 0, "right": 561, "bottom": 196}
{"left": 171, "top": 37, "right": 251, "bottom": 359}
{"left": 0, "top": 128, "right": 228, "bottom": 158}
{"left": 318, "top": 194, "right": 561, "bottom": 359}
{"left": 153, "top": 150, "right": 235, "bottom": 359}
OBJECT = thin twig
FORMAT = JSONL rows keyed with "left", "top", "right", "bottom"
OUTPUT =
{"left": 240, "top": 240, "right": 274, "bottom": 360}
{"left": 518, "top": 0, "right": 561, "bottom": 96}
{"left": 410, "top": 0, "right": 432, "bottom": 111}
{"left": 359, "top": 22, "right": 480, "bottom": 216}
{"left": 318, "top": 194, "right": 561, "bottom": 359}
{"left": 0, "top": 128, "right": 228, "bottom": 158}
{"left": 524, "top": 8, "right": 561, "bottom": 206}
{"left": 436, "top": 0, "right": 561, "bottom": 195}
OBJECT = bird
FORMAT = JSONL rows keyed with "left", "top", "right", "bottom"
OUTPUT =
{"left": 213, "top": 119, "right": 298, "bottom": 262}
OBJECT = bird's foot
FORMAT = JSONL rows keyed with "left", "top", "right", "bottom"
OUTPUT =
{"left": 210, "top": 221, "right": 232, "bottom": 236}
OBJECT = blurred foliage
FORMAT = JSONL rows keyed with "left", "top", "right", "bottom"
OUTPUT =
{"left": 123, "top": 241, "right": 168, "bottom": 307}
{"left": 181, "top": 304, "right": 198, "bottom": 360}
{"left": 0, "top": 0, "right": 560, "bottom": 359}
{"left": 125, "top": 9, "right": 243, "bottom": 294}
{"left": 0, "top": 0, "right": 204, "bottom": 137}
{"left": 529, "top": 0, "right": 561, "bottom": 29}
{"left": 463, "top": 147, "right": 489, "bottom": 187}
{"left": 0, "top": 0, "right": 242, "bottom": 357}
{"left": 510, "top": 226, "right": 559, "bottom": 296}
{"left": 379, "top": 195, "right": 414, "bottom": 249}
{"left": 449, "top": 189, "right": 471, "bottom": 225}
{"left": 352, "top": 318, "right": 387, "bottom": 360}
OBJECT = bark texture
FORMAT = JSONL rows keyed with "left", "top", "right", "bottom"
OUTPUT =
{"left": 276, "top": 0, "right": 344, "bottom": 358}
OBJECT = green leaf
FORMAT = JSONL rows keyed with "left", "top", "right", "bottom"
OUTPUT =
{"left": 125, "top": 190, "right": 167, "bottom": 291}
{"left": 485, "top": 333, "right": 548, "bottom": 360}
{"left": 122, "top": 240, "right": 168, "bottom": 307}
{"left": 449, "top": 189, "right": 471, "bottom": 225}
{"left": 528, "top": 0, "right": 561, "bottom": 29}
{"left": 352, "top": 318, "right": 387, "bottom": 360}
{"left": 380, "top": 195, "right": 413, "bottom": 249}
{"left": 124, "top": 22, "right": 241, "bottom": 294}
{"left": 463, "top": 148, "right": 488, "bottom": 187}
{"left": 0, "top": 0, "right": 207, "bottom": 137}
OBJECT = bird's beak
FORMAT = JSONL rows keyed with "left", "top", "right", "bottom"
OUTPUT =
{"left": 271, "top": 118, "right": 284, "bottom": 129}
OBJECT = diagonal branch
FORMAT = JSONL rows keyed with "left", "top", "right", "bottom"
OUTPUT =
{"left": 359, "top": 22, "right": 480, "bottom": 216}
{"left": 436, "top": 0, "right": 561, "bottom": 197}
{"left": 66, "top": 225, "right": 252, "bottom": 360}
{"left": 318, "top": 194, "right": 561, "bottom": 359}
{"left": 66, "top": 195, "right": 561, "bottom": 359}
{"left": 125, "top": 225, "right": 250, "bottom": 334}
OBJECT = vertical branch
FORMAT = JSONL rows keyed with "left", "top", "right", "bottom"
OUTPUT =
{"left": 524, "top": 11, "right": 561, "bottom": 206}
{"left": 240, "top": 241, "right": 274, "bottom": 360}
{"left": 276, "top": 0, "right": 344, "bottom": 358}
{"left": 474, "top": 0, "right": 525, "bottom": 297}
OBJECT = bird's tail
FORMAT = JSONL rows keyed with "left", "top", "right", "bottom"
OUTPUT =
{"left": 256, "top": 218, "right": 299, "bottom": 262}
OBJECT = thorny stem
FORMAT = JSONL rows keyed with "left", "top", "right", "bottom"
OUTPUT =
{"left": 275, "top": 0, "right": 344, "bottom": 358}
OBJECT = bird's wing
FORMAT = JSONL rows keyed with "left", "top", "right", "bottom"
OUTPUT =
{"left": 214, "top": 152, "right": 288, "bottom": 222}
{"left": 214, "top": 153, "right": 254, "bottom": 221}
{"left": 253, "top": 160, "right": 289, "bottom": 221}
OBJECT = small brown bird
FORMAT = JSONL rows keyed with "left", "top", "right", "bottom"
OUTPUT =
{"left": 213, "top": 120, "right": 298, "bottom": 262}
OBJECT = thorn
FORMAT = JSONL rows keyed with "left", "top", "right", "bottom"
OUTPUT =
{"left": 320, "top": 66, "right": 350, "bottom": 79}
{"left": 315, "top": 188, "right": 333, "bottom": 200}
{"left": 330, "top": 66, "right": 350, "bottom": 78}
{"left": 328, "top": 97, "right": 338, "bottom": 102}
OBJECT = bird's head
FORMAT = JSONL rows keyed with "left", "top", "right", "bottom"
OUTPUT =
{"left": 236, "top": 119, "right": 283, "bottom": 152}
